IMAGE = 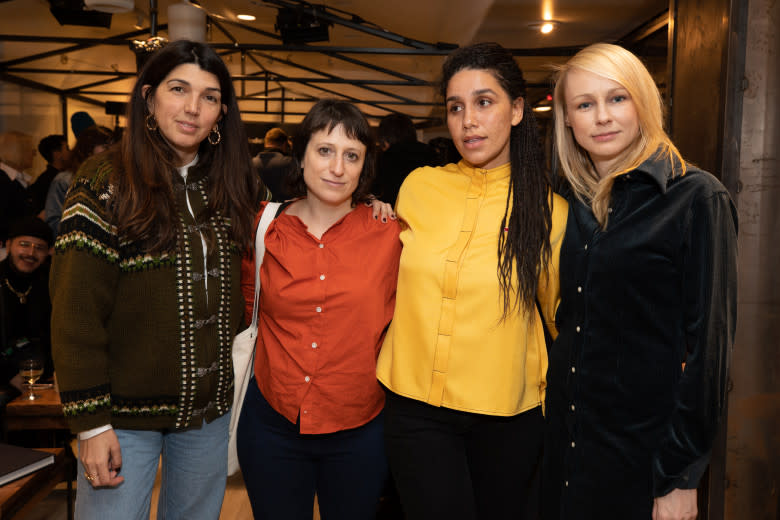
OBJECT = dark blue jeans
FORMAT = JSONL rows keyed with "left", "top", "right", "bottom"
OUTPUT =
{"left": 237, "top": 379, "right": 388, "bottom": 520}
{"left": 384, "top": 391, "right": 543, "bottom": 520}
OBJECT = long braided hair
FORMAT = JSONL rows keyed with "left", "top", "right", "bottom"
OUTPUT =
{"left": 440, "top": 42, "right": 552, "bottom": 318}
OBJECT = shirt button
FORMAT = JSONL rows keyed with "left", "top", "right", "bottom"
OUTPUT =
{"left": 316, "top": 306, "right": 322, "bottom": 313}
{"left": 571, "top": 366, "right": 576, "bottom": 373}
{"left": 584, "top": 244, "right": 588, "bottom": 251}
{"left": 312, "top": 342, "right": 318, "bottom": 349}
{"left": 319, "top": 274, "right": 325, "bottom": 280}
{"left": 571, "top": 441, "right": 576, "bottom": 448}
{"left": 318, "top": 243, "right": 324, "bottom": 249}
{"left": 565, "top": 480, "right": 569, "bottom": 487}
{"left": 577, "top": 286, "right": 582, "bottom": 293}
{"left": 303, "top": 410, "right": 308, "bottom": 414}
{"left": 304, "top": 376, "right": 311, "bottom": 382}
{"left": 571, "top": 404, "right": 575, "bottom": 411}
{"left": 576, "top": 326, "right": 581, "bottom": 332}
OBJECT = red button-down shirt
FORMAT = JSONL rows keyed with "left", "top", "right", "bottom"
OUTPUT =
{"left": 241, "top": 201, "right": 401, "bottom": 434}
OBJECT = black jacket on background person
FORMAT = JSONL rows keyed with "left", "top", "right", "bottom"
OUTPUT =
{"left": 0, "top": 257, "right": 53, "bottom": 396}
{"left": 28, "top": 164, "right": 61, "bottom": 216}
{"left": 255, "top": 148, "right": 294, "bottom": 203}
{"left": 373, "top": 140, "right": 438, "bottom": 208}
{"left": 542, "top": 153, "right": 738, "bottom": 519}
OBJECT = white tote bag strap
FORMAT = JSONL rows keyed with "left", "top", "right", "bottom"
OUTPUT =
{"left": 227, "top": 201, "right": 280, "bottom": 476}
{"left": 250, "top": 202, "right": 281, "bottom": 323}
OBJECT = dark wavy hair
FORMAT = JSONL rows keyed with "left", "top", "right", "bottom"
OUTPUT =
{"left": 440, "top": 42, "right": 552, "bottom": 318}
{"left": 288, "top": 99, "right": 376, "bottom": 205}
{"left": 112, "top": 39, "right": 258, "bottom": 251}
{"left": 70, "top": 125, "right": 113, "bottom": 173}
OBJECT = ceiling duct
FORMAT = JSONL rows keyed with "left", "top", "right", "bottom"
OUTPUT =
{"left": 84, "top": 0, "right": 134, "bottom": 13}
{"left": 48, "top": 0, "right": 112, "bottom": 28}
{"left": 275, "top": 7, "right": 331, "bottom": 45}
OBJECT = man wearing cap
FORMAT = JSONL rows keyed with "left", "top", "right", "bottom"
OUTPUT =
{"left": 252, "top": 127, "right": 294, "bottom": 202}
{"left": 0, "top": 217, "right": 54, "bottom": 406}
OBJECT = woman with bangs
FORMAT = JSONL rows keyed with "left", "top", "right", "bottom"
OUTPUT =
{"left": 543, "top": 43, "right": 737, "bottom": 520}
{"left": 237, "top": 99, "right": 401, "bottom": 520}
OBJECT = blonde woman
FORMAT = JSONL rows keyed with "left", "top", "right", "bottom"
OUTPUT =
{"left": 543, "top": 43, "right": 737, "bottom": 520}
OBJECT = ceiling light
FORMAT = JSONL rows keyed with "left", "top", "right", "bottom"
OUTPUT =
{"left": 237, "top": 14, "right": 256, "bottom": 21}
{"left": 533, "top": 106, "right": 552, "bottom": 112}
{"left": 168, "top": 2, "right": 207, "bottom": 43}
{"left": 528, "top": 20, "right": 560, "bottom": 34}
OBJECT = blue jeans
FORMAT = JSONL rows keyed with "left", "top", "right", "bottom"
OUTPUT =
{"left": 237, "top": 379, "right": 388, "bottom": 520}
{"left": 75, "top": 412, "right": 230, "bottom": 520}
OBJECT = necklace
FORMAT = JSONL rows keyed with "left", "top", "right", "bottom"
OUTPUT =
{"left": 3, "top": 277, "right": 32, "bottom": 304}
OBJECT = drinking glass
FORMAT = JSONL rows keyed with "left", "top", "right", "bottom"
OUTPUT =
{"left": 18, "top": 358, "right": 43, "bottom": 400}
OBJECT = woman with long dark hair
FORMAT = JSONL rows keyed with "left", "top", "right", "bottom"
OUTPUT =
{"left": 51, "top": 40, "right": 258, "bottom": 519}
{"left": 376, "top": 42, "right": 568, "bottom": 519}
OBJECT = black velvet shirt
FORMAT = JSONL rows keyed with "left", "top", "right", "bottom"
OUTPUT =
{"left": 543, "top": 153, "right": 738, "bottom": 519}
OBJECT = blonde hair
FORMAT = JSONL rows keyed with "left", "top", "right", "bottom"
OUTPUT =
{"left": 0, "top": 131, "right": 34, "bottom": 171}
{"left": 553, "top": 43, "right": 685, "bottom": 227}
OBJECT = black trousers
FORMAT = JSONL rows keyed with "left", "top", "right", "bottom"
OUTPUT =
{"left": 384, "top": 391, "right": 543, "bottom": 520}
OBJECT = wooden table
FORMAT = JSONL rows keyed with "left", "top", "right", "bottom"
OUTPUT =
{"left": 0, "top": 447, "right": 72, "bottom": 520}
{"left": 5, "top": 387, "right": 68, "bottom": 431}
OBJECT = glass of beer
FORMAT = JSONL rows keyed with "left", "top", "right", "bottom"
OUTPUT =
{"left": 19, "top": 358, "right": 43, "bottom": 400}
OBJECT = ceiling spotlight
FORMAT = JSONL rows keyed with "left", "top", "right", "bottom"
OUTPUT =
{"left": 237, "top": 14, "right": 256, "bottom": 21}
{"left": 533, "top": 106, "right": 552, "bottom": 112}
{"left": 528, "top": 20, "right": 560, "bottom": 34}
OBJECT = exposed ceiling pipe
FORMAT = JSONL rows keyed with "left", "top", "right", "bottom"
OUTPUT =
{"left": 149, "top": 0, "right": 158, "bottom": 37}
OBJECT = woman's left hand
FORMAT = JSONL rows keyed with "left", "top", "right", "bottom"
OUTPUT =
{"left": 366, "top": 197, "right": 396, "bottom": 223}
{"left": 652, "top": 488, "right": 697, "bottom": 520}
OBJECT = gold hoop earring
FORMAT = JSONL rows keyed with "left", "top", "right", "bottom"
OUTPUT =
{"left": 208, "top": 125, "right": 221, "bottom": 145}
{"left": 145, "top": 114, "right": 158, "bottom": 131}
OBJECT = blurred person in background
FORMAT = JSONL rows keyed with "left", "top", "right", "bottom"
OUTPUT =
{"left": 0, "top": 131, "right": 36, "bottom": 261}
{"left": 44, "top": 125, "right": 114, "bottom": 236}
{"left": 29, "top": 134, "right": 70, "bottom": 217}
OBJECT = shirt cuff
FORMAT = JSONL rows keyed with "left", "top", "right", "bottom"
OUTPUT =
{"left": 78, "top": 424, "right": 113, "bottom": 440}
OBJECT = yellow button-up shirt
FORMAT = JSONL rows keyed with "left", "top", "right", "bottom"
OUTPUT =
{"left": 377, "top": 161, "right": 568, "bottom": 416}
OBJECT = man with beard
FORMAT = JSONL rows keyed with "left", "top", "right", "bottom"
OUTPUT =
{"left": 0, "top": 217, "right": 53, "bottom": 407}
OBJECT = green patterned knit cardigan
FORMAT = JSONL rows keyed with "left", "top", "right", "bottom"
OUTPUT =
{"left": 50, "top": 154, "right": 245, "bottom": 433}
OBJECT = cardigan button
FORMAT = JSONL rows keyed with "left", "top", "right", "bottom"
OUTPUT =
{"left": 318, "top": 243, "right": 324, "bottom": 249}
{"left": 571, "top": 366, "right": 576, "bottom": 373}
{"left": 304, "top": 376, "right": 311, "bottom": 383}
{"left": 312, "top": 342, "right": 318, "bottom": 349}
{"left": 577, "top": 286, "right": 582, "bottom": 293}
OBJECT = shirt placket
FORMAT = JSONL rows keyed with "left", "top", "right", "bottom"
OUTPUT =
{"left": 300, "top": 237, "right": 328, "bottom": 429}
{"left": 428, "top": 170, "right": 486, "bottom": 406}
